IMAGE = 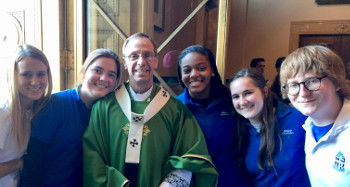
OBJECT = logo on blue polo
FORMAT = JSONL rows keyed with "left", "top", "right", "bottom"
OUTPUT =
{"left": 333, "top": 151, "right": 345, "bottom": 172}
{"left": 221, "top": 111, "right": 230, "bottom": 116}
{"left": 282, "top": 129, "right": 294, "bottom": 135}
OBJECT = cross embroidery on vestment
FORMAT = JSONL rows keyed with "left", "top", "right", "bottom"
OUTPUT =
{"left": 133, "top": 116, "right": 143, "bottom": 122}
{"left": 130, "top": 139, "right": 138, "bottom": 147}
{"left": 162, "top": 90, "right": 168, "bottom": 97}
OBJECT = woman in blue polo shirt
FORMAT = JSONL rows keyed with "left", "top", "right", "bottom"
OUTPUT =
{"left": 229, "top": 68, "right": 310, "bottom": 186}
{"left": 177, "top": 45, "right": 251, "bottom": 187}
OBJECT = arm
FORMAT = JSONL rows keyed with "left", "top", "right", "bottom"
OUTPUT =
{"left": 0, "top": 157, "right": 23, "bottom": 178}
{"left": 18, "top": 138, "right": 48, "bottom": 187}
{"left": 0, "top": 104, "right": 23, "bottom": 178}
{"left": 160, "top": 169, "right": 192, "bottom": 187}
{"left": 162, "top": 100, "right": 218, "bottom": 186}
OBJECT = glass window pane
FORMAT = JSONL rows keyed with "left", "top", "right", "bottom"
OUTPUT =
{"left": 86, "top": 0, "right": 218, "bottom": 95}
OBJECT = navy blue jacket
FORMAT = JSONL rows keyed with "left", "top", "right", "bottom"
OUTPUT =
{"left": 20, "top": 88, "right": 90, "bottom": 187}
{"left": 178, "top": 86, "right": 252, "bottom": 187}
{"left": 245, "top": 102, "right": 311, "bottom": 186}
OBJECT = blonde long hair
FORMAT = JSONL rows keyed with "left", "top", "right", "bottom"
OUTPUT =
{"left": 8, "top": 44, "right": 53, "bottom": 151}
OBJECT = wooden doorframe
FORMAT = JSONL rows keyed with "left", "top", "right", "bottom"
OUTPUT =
{"left": 216, "top": 0, "right": 231, "bottom": 84}
{"left": 289, "top": 20, "right": 350, "bottom": 53}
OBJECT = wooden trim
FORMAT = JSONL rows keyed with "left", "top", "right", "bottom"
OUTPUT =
{"left": 153, "top": 0, "right": 165, "bottom": 32}
{"left": 157, "top": 0, "right": 209, "bottom": 54}
{"left": 289, "top": 20, "right": 350, "bottom": 53}
{"left": 89, "top": 0, "right": 127, "bottom": 40}
{"left": 316, "top": 0, "right": 350, "bottom": 5}
{"left": 74, "top": 0, "right": 85, "bottom": 85}
{"left": 216, "top": 0, "right": 230, "bottom": 84}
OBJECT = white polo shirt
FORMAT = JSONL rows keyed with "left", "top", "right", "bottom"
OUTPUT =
{"left": 303, "top": 99, "right": 350, "bottom": 187}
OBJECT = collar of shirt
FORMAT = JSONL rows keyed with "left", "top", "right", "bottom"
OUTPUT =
{"left": 130, "top": 85, "right": 153, "bottom": 101}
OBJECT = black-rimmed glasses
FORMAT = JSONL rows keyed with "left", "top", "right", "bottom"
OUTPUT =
{"left": 283, "top": 76, "right": 327, "bottom": 96}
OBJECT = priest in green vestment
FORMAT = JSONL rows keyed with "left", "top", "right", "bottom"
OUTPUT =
{"left": 83, "top": 33, "right": 218, "bottom": 187}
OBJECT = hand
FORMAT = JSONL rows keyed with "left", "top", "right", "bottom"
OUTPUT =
{"left": 0, "top": 157, "right": 23, "bottom": 178}
{"left": 159, "top": 181, "right": 172, "bottom": 187}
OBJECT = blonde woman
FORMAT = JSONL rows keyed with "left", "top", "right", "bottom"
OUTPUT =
{"left": 20, "top": 48, "right": 121, "bottom": 186}
{"left": 0, "top": 44, "right": 52, "bottom": 187}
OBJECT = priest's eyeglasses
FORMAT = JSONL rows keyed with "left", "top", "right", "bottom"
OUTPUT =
{"left": 283, "top": 76, "right": 327, "bottom": 96}
{"left": 124, "top": 51, "right": 155, "bottom": 62}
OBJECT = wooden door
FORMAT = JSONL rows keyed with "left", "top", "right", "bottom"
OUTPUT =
{"left": 299, "top": 34, "right": 350, "bottom": 79}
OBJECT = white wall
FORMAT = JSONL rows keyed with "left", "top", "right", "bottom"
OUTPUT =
{"left": 0, "top": 0, "right": 61, "bottom": 93}
{"left": 226, "top": 0, "right": 350, "bottom": 82}
{"left": 42, "top": 0, "right": 61, "bottom": 93}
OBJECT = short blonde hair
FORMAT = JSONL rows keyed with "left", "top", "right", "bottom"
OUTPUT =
{"left": 280, "top": 45, "right": 350, "bottom": 100}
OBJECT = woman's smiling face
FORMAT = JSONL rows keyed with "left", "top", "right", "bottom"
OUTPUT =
{"left": 16, "top": 57, "right": 48, "bottom": 104}
{"left": 230, "top": 77, "right": 266, "bottom": 125}
{"left": 81, "top": 57, "right": 118, "bottom": 100}
{"left": 180, "top": 52, "right": 214, "bottom": 99}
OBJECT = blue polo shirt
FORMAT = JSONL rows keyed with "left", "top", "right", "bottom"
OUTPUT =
{"left": 25, "top": 87, "right": 90, "bottom": 186}
{"left": 244, "top": 102, "right": 311, "bottom": 186}
{"left": 178, "top": 86, "right": 252, "bottom": 187}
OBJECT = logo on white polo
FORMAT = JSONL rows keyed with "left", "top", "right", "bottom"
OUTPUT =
{"left": 333, "top": 151, "right": 345, "bottom": 172}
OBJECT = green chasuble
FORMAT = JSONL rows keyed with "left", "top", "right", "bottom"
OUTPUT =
{"left": 83, "top": 83, "right": 218, "bottom": 187}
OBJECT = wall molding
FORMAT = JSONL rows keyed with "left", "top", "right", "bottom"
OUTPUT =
{"left": 289, "top": 20, "right": 350, "bottom": 53}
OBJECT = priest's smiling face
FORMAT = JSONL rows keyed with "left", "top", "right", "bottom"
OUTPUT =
{"left": 180, "top": 52, "right": 213, "bottom": 99}
{"left": 123, "top": 37, "right": 158, "bottom": 93}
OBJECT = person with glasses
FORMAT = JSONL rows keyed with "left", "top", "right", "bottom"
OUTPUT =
{"left": 229, "top": 68, "right": 310, "bottom": 186}
{"left": 83, "top": 33, "right": 218, "bottom": 187}
{"left": 280, "top": 45, "right": 350, "bottom": 186}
